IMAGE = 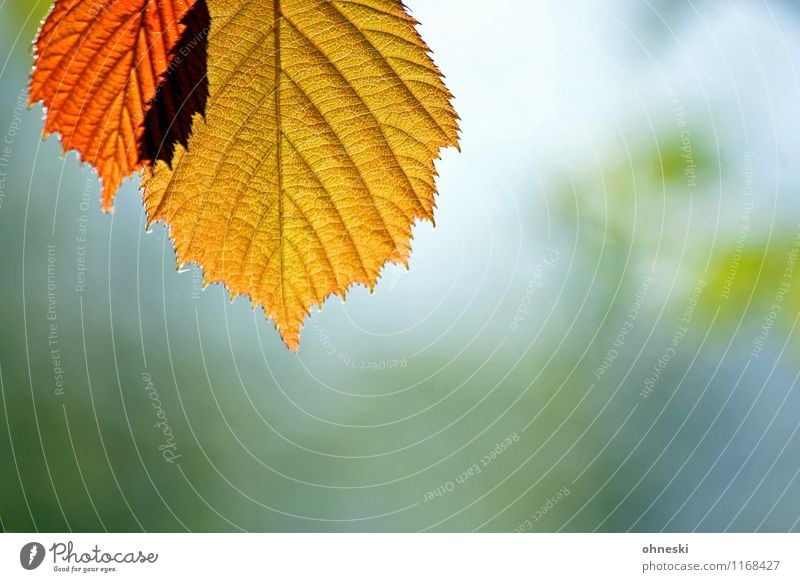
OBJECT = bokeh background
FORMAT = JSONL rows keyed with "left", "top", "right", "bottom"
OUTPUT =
{"left": 2, "top": 0, "right": 800, "bottom": 532}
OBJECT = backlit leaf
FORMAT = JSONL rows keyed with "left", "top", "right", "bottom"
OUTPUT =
{"left": 144, "top": 0, "right": 459, "bottom": 350}
{"left": 30, "top": 0, "right": 205, "bottom": 211}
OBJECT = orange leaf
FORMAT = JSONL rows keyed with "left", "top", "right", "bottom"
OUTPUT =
{"left": 143, "top": 0, "right": 459, "bottom": 350}
{"left": 30, "top": 0, "right": 203, "bottom": 211}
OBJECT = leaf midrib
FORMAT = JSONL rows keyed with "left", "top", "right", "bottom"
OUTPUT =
{"left": 273, "top": 0, "right": 288, "bottom": 331}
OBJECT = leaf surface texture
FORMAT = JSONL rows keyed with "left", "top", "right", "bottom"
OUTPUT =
{"left": 30, "top": 0, "right": 199, "bottom": 210}
{"left": 144, "top": 0, "right": 459, "bottom": 349}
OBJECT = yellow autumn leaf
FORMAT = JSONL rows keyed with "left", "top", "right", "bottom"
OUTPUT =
{"left": 143, "top": 0, "right": 459, "bottom": 350}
